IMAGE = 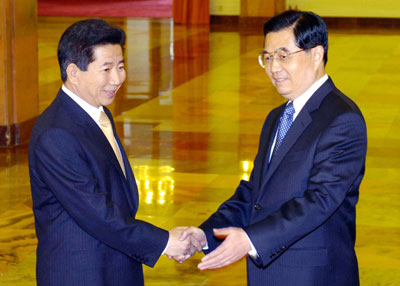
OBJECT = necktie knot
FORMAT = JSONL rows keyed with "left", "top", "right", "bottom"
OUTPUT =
{"left": 99, "top": 111, "right": 111, "bottom": 127}
{"left": 284, "top": 102, "right": 295, "bottom": 117}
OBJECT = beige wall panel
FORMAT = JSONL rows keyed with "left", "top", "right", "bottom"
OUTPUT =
{"left": 210, "top": 0, "right": 240, "bottom": 16}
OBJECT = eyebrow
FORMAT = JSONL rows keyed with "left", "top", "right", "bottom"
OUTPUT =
{"left": 263, "top": 47, "right": 291, "bottom": 54}
{"left": 101, "top": 59, "right": 125, "bottom": 66}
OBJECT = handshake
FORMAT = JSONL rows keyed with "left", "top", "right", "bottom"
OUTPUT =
{"left": 164, "top": 226, "right": 252, "bottom": 270}
{"left": 165, "top": 226, "right": 207, "bottom": 263}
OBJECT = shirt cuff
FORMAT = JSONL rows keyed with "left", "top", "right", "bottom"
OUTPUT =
{"left": 161, "top": 239, "right": 169, "bottom": 255}
{"left": 245, "top": 232, "right": 258, "bottom": 258}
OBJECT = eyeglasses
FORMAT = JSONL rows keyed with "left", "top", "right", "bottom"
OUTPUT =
{"left": 258, "top": 49, "right": 304, "bottom": 68}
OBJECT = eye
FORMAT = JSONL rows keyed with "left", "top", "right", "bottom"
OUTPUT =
{"left": 104, "top": 68, "right": 110, "bottom": 72}
{"left": 118, "top": 65, "right": 125, "bottom": 70}
{"left": 264, "top": 54, "right": 272, "bottom": 62}
{"left": 278, "top": 53, "right": 288, "bottom": 60}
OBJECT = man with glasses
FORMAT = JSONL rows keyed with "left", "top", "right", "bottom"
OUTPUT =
{"left": 182, "top": 10, "right": 367, "bottom": 286}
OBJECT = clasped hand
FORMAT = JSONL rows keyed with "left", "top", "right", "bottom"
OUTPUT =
{"left": 165, "top": 226, "right": 251, "bottom": 269}
{"left": 165, "top": 227, "right": 207, "bottom": 263}
{"left": 197, "top": 227, "right": 252, "bottom": 270}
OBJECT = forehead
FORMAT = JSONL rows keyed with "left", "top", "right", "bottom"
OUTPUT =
{"left": 92, "top": 44, "right": 123, "bottom": 62}
{"left": 264, "top": 28, "right": 297, "bottom": 52}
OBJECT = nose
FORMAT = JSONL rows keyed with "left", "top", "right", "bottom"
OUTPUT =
{"left": 110, "top": 69, "right": 125, "bottom": 86}
{"left": 269, "top": 57, "right": 282, "bottom": 73}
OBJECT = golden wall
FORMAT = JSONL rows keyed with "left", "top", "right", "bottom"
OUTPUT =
{"left": 287, "top": 0, "right": 400, "bottom": 18}
{"left": 210, "top": 0, "right": 400, "bottom": 18}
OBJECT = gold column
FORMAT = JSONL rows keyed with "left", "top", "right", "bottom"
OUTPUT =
{"left": 0, "top": 0, "right": 38, "bottom": 147}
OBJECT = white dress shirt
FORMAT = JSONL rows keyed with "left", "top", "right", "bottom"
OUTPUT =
{"left": 62, "top": 85, "right": 104, "bottom": 127}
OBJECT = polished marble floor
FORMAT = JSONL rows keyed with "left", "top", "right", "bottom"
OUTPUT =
{"left": 0, "top": 16, "right": 399, "bottom": 285}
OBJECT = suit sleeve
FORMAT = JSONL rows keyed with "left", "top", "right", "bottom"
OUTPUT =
{"left": 199, "top": 172, "right": 254, "bottom": 252}
{"left": 32, "top": 128, "right": 169, "bottom": 267}
{"left": 244, "top": 111, "right": 367, "bottom": 267}
{"left": 199, "top": 110, "right": 278, "bottom": 253}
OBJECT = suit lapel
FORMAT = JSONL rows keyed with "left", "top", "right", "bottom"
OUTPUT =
{"left": 103, "top": 107, "right": 139, "bottom": 210}
{"left": 114, "top": 128, "right": 139, "bottom": 210}
{"left": 254, "top": 107, "right": 283, "bottom": 194}
{"left": 264, "top": 110, "right": 312, "bottom": 185}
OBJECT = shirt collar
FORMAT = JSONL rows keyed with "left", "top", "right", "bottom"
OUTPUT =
{"left": 291, "top": 74, "right": 328, "bottom": 120}
{"left": 62, "top": 85, "right": 104, "bottom": 124}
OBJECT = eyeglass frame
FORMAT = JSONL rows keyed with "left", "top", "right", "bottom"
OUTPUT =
{"left": 258, "top": 49, "right": 305, "bottom": 68}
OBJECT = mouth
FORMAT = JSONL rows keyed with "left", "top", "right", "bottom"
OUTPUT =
{"left": 104, "top": 90, "right": 117, "bottom": 97}
{"left": 270, "top": 72, "right": 288, "bottom": 85}
{"left": 273, "top": 77, "right": 287, "bottom": 86}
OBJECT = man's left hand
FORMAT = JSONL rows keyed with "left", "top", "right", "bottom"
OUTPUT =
{"left": 198, "top": 227, "right": 251, "bottom": 270}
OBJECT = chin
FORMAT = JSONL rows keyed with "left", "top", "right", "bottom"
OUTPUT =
{"left": 102, "top": 99, "right": 115, "bottom": 106}
{"left": 276, "top": 88, "right": 291, "bottom": 96}
{"left": 277, "top": 90, "right": 295, "bottom": 101}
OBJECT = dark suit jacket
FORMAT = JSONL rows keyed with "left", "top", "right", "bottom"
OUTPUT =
{"left": 29, "top": 89, "right": 169, "bottom": 286}
{"left": 200, "top": 78, "right": 367, "bottom": 286}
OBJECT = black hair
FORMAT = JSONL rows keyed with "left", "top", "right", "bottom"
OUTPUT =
{"left": 57, "top": 19, "right": 126, "bottom": 82}
{"left": 263, "top": 10, "right": 328, "bottom": 65}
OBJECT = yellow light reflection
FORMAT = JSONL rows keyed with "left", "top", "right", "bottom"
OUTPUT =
{"left": 133, "top": 165, "right": 176, "bottom": 205}
{"left": 242, "top": 161, "right": 249, "bottom": 172}
{"left": 241, "top": 161, "right": 253, "bottom": 182}
{"left": 158, "top": 190, "right": 166, "bottom": 205}
{"left": 145, "top": 191, "right": 153, "bottom": 204}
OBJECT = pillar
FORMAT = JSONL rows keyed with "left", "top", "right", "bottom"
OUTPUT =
{"left": 0, "top": 0, "right": 38, "bottom": 147}
{"left": 173, "top": 0, "right": 210, "bottom": 24}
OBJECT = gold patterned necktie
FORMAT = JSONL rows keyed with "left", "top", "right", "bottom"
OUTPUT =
{"left": 99, "top": 111, "right": 126, "bottom": 177}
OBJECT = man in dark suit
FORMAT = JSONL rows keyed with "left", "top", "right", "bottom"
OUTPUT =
{"left": 182, "top": 10, "right": 367, "bottom": 285}
{"left": 29, "top": 19, "right": 199, "bottom": 286}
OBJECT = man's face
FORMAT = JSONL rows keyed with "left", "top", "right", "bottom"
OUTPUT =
{"left": 75, "top": 44, "right": 126, "bottom": 107}
{"left": 264, "top": 28, "right": 319, "bottom": 101}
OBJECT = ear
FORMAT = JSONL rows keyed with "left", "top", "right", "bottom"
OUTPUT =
{"left": 66, "top": 63, "right": 80, "bottom": 84}
{"left": 311, "top": 45, "right": 324, "bottom": 67}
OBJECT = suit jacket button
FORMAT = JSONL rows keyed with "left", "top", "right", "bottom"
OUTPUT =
{"left": 254, "top": 204, "right": 261, "bottom": 210}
